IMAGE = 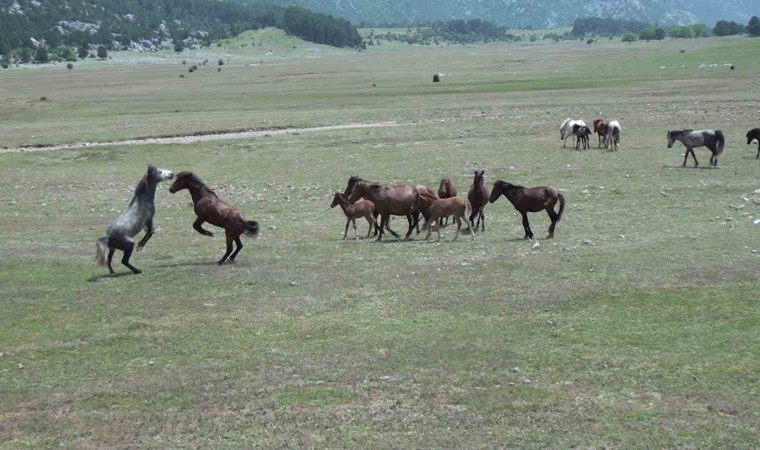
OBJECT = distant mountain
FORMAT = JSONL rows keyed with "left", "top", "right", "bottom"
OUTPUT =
{"left": 246, "top": 0, "right": 760, "bottom": 27}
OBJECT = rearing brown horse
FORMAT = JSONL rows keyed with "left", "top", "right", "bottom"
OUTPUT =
{"left": 169, "top": 172, "right": 259, "bottom": 264}
{"left": 489, "top": 181, "right": 565, "bottom": 240}
{"left": 349, "top": 181, "right": 434, "bottom": 241}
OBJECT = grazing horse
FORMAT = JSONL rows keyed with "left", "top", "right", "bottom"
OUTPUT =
{"left": 330, "top": 192, "right": 377, "bottom": 240}
{"left": 573, "top": 124, "right": 592, "bottom": 150}
{"left": 667, "top": 129, "right": 725, "bottom": 167}
{"left": 560, "top": 118, "right": 586, "bottom": 147}
{"left": 607, "top": 120, "right": 621, "bottom": 151}
{"left": 344, "top": 175, "right": 431, "bottom": 236}
{"left": 489, "top": 181, "right": 565, "bottom": 240}
{"left": 96, "top": 165, "right": 174, "bottom": 274}
{"left": 413, "top": 192, "right": 473, "bottom": 241}
{"left": 467, "top": 170, "right": 489, "bottom": 232}
{"left": 747, "top": 128, "right": 760, "bottom": 159}
{"left": 349, "top": 181, "right": 433, "bottom": 241}
{"left": 169, "top": 172, "right": 259, "bottom": 264}
{"left": 437, "top": 177, "right": 457, "bottom": 226}
{"left": 593, "top": 118, "right": 610, "bottom": 148}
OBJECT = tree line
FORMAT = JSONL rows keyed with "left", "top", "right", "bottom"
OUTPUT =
{"left": 573, "top": 16, "right": 760, "bottom": 41}
{"left": 0, "top": 0, "right": 363, "bottom": 66}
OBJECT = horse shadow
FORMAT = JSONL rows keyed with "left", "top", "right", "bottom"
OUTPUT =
{"left": 660, "top": 165, "right": 719, "bottom": 170}
{"left": 86, "top": 272, "right": 135, "bottom": 282}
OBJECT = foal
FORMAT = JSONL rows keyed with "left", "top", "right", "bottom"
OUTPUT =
{"left": 413, "top": 192, "right": 474, "bottom": 241}
{"left": 169, "top": 172, "right": 259, "bottom": 264}
{"left": 489, "top": 181, "right": 565, "bottom": 240}
{"left": 467, "top": 170, "right": 488, "bottom": 232}
{"left": 96, "top": 165, "right": 174, "bottom": 274}
{"left": 747, "top": 128, "right": 760, "bottom": 159}
{"left": 437, "top": 177, "right": 457, "bottom": 226}
{"left": 330, "top": 192, "right": 377, "bottom": 239}
{"left": 573, "top": 125, "right": 592, "bottom": 150}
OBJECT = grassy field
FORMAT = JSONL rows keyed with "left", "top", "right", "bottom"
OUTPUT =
{"left": 1, "top": 36, "right": 759, "bottom": 448}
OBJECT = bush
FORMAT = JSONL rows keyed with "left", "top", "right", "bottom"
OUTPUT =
{"left": 586, "top": 38, "right": 594, "bottom": 45}
{"left": 218, "top": 59, "right": 224, "bottom": 66}
{"left": 66, "top": 63, "right": 74, "bottom": 70}
{"left": 748, "top": 16, "right": 760, "bottom": 37}
{"left": 34, "top": 47, "right": 49, "bottom": 63}
{"left": 78, "top": 45, "right": 89, "bottom": 59}
{"left": 622, "top": 32, "right": 637, "bottom": 43}
{"left": 96, "top": 46, "right": 108, "bottom": 59}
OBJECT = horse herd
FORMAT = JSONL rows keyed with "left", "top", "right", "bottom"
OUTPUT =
{"left": 95, "top": 123, "right": 760, "bottom": 275}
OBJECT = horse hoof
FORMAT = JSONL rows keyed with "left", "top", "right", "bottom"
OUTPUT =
{"left": 136, "top": 246, "right": 143, "bottom": 252}
{"left": 132, "top": 270, "right": 142, "bottom": 275}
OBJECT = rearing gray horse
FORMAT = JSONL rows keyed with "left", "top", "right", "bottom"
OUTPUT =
{"left": 96, "top": 165, "right": 174, "bottom": 274}
{"left": 667, "top": 129, "right": 725, "bottom": 168}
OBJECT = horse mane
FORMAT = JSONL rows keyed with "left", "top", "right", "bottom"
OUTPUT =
{"left": 497, "top": 180, "right": 524, "bottom": 190}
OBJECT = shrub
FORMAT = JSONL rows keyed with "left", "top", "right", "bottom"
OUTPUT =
{"left": 218, "top": 59, "right": 224, "bottom": 66}
{"left": 66, "top": 63, "right": 74, "bottom": 70}
{"left": 96, "top": 46, "right": 108, "bottom": 59}
{"left": 622, "top": 32, "right": 637, "bottom": 43}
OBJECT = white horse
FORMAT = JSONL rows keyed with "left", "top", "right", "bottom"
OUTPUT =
{"left": 607, "top": 120, "right": 621, "bottom": 151}
{"left": 560, "top": 118, "right": 586, "bottom": 147}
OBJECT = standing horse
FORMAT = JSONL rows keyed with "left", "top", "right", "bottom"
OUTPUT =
{"left": 467, "top": 170, "right": 489, "bottom": 232}
{"left": 573, "top": 124, "right": 592, "bottom": 150}
{"left": 413, "top": 192, "right": 473, "bottom": 241}
{"left": 667, "top": 129, "right": 725, "bottom": 167}
{"left": 330, "top": 192, "right": 377, "bottom": 239}
{"left": 747, "top": 128, "right": 760, "bottom": 159}
{"left": 560, "top": 118, "right": 586, "bottom": 147}
{"left": 344, "top": 175, "right": 431, "bottom": 236}
{"left": 169, "top": 172, "right": 259, "bottom": 264}
{"left": 489, "top": 181, "right": 565, "bottom": 240}
{"left": 349, "top": 181, "right": 431, "bottom": 241}
{"left": 593, "top": 119, "right": 610, "bottom": 148}
{"left": 607, "top": 120, "right": 621, "bottom": 151}
{"left": 95, "top": 165, "right": 174, "bottom": 274}
{"left": 437, "top": 177, "right": 457, "bottom": 226}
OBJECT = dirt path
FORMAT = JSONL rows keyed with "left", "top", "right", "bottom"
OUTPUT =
{"left": 0, "top": 122, "right": 403, "bottom": 154}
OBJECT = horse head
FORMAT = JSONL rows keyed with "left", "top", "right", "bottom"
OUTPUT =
{"left": 169, "top": 171, "right": 203, "bottom": 193}
{"left": 147, "top": 164, "right": 174, "bottom": 183}
{"left": 666, "top": 130, "right": 679, "bottom": 148}
{"left": 489, "top": 181, "right": 507, "bottom": 203}
{"left": 330, "top": 192, "right": 343, "bottom": 208}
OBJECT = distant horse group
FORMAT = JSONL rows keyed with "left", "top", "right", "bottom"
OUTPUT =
{"left": 562, "top": 117, "right": 622, "bottom": 151}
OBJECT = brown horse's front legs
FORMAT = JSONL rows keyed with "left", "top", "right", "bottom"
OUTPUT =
{"left": 521, "top": 212, "right": 534, "bottom": 240}
{"left": 193, "top": 217, "right": 214, "bottom": 237}
{"left": 136, "top": 220, "right": 154, "bottom": 251}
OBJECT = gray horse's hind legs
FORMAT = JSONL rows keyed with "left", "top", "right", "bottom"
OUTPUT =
{"left": 107, "top": 248, "right": 116, "bottom": 274}
{"left": 120, "top": 241, "right": 141, "bottom": 274}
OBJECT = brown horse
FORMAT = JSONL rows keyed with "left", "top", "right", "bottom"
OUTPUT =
{"left": 169, "top": 172, "right": 259, "bottom": 264}
{"left": 593, "top": 118, "right": 610, "bottom": 148}
{"left": 349, "top": 181, "right": 435, "bottom": 241}
{"left": 467, "top": 170, "right": 488, "bottom": 232}
{"left": 330, "top": 192, "right": 377, "bottom": 239}
{"left": 437, "top": 177, "right": 457, "bottom": 226}
{"left": 345, "top": 175, "right": 431, "bottom": 236}
{"left": 573, "top": 125, "right": 592, "bottom": 150}
{"left": 747, "top": 128, "right": 760, "bottom": 159}
{"left": 489, "top": 181, "right": 565, "bottom": 240}
{"left": 413, "top": 192, "right": 473, "bottom": 241}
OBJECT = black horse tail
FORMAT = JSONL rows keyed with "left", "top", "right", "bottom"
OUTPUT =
{"left": 244, "top": 220, "right": 259, "bottom": 238}
{"left": 715, "top": 130, "right": 725, "bottom": 155}
{"left": 556, "top": 192, "right": 566, "bottom": 222}
{"left": 95, "top": 237, "right": 109, "bottom": 267}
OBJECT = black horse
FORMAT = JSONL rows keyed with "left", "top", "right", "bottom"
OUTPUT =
{"left": 747, "top": 128, "right": 760, "bottom": 159}
{"left": 489, "top": 181, "right": 565, "bottom": 240}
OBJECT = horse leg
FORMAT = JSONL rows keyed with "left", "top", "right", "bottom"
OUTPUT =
{"left": 462, "top": 215, "right": 474, "bottom": 240}
{"left": 229, "top": 237, "right": 244, "bottom": 261}
{"left": 480, "top": 209, "right": 486, "bottom": 232}
{"left": 365, "top": 216, "right": 375, "bottom": 238}
{"left": 547, "top": 208, "right": 559, "bottom": 239}
{"left": 120, "top": 240, "right": 141, "bottom": 274}
{"left": 136, "top": 220, "right": 154, "bottom": 251}
{"left": 343, "top": 218, "right": 350, "bottom": 240}
{"left": 376, "top": 213, "right": 388, "bottom": 241}
{"left": 756, "top": 143, "right": 759, "bottom": 159}
{"left": 193, "top": 217, "right": 214, "bottom": 237}
{"left": 521, "top": 212, "right": 533, "bottom": 240}
{"left": 352, "top": 218, "right": 359, "bottom": 239}
{"left": 107, "top": 247, "right": 116, "bottom": 274}
{"left": 452, "top": 216, "right": 462, "bottom": 241}
{"left": 372, "top": 210, "right": 380, "bottom": 236}
{"left": 218, "top": 230, "right": 234, "bottom": 264}
{"left": 469, "top": 210, "right": 478, "bottom": 232}
{"left": 690, "top": 148, "right": 698, "bottom": 168}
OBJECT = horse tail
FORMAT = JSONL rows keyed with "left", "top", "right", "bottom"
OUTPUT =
{"left": 556, "top": 192, "right": 565, "bottom": 222}
{"left": 95, "top": 237, "right": 109, "bottom": 267}
{"left": 715, "top": 130, "right": 725, "bottom": 155}
{"left": 243, "top": 220, "right": 259, "bottom": 238}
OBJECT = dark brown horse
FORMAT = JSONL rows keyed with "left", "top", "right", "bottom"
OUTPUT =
{"left": 169, "top": 172, "right": 259, "bottom": 264}
{"left": 489, "top": 181, "right": 565, "bottom": 240}
{"left": 593, "top": 118, "right": 610, "bottom": 148}
{"left": 344, "top": 175, "right": 430, "bottom": 236}
{"left": 437, "top": 177, "right": 457, "bottom": 226}
{"left": 747, "top": 128, "right": 760, "bottom": 159}
{"left": 467, "top": 170, "right": 488, "bottom": 232}
{"left": 330, "top": 192, "right": 377, "bottom": 239}
{"left": 349, "top": 181, "right": 435, "bottom": 241}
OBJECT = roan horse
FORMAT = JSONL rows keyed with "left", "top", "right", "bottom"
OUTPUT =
{"left": 593, "top": 118, "right": 610, "bottom": 148}
{"left": 169, "top": 172, "right": 259, "bottom": 264}
{"left": 413, "top": 192, "right": 473, "bottom": 241}
{"left": 607, "top": 120, "right": 621, "bottom": 151}
{"left": 349, "top": 181, "right": 435, "bottom": 241}
{"left": 667, "top": 129, "right": 725, "bottom": 167}
{"left": 467, "top": 170, "right": 489, "bottom": 232}
{"left": 96, "top": 165, "right": 174, "bottom": 274}
{"left": 573, "top": 124, "right": 592, "bottom": 150}
{"left": 330, "top": 192, "right": 377, "bottom": 239}
{"left": 747, "top": 128, "right": 760, "bottom": 159}
{"left": 489, "top": 181, "right": 565, "bottom": 240}
{"left": 437, "top": 177, "right": 457, "bottom": 226}
{"left": 560, "top": 118, "right": 586, "bottom": 147}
